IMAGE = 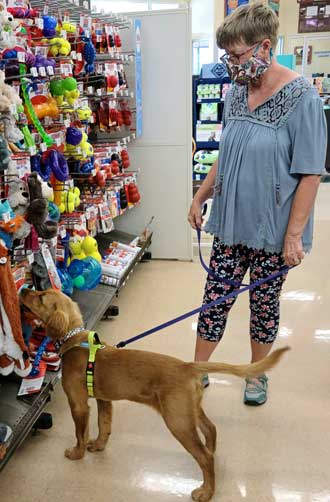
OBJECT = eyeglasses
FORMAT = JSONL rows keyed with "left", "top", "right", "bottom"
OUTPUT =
{"left": 221, "top": 43, "right": 259, "bottom": 65}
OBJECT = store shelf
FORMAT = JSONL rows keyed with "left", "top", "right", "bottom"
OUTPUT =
{"left": 72, "top": 230, "right": 153, "bottom": 329}
{"left": 197, "top": 98, "right": 224, "bottom": 104}
{"left": 0, "top": 373, "right": 59, "bottom": 472}
{"left": 196, "top": 141, "right": 219, "bottom": 149}
{"left": 196, "top": 120, "right": 221, "bottom": 125}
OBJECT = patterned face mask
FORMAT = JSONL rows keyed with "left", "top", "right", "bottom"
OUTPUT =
{"left": 221, "top": 45, "right": 273, "bottom": 86}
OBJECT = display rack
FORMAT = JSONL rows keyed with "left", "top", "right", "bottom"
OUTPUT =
{"left": 192, "top": 64, "right": 230, "bottom": 195}
{"left": 0, "top": 0, "right": 151, "bottom": 470}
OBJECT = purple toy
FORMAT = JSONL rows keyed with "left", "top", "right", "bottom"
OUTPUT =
{"left": 66, "top": 127, "right": 83, "bottom": 146}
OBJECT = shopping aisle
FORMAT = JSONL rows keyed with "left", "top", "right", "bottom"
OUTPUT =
{"left": 1, "top": 185, "right": 330, "bottom": 502}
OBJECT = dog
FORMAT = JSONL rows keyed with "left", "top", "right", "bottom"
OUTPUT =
{"left": 21, "top": 288, "right": 289, "bottom": 502}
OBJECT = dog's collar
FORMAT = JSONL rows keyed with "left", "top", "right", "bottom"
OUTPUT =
{"left": 54, "top": 326, "right": 86, "bottom": 352}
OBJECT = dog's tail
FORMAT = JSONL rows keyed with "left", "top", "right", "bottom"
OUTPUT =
{"left": 187, "top": 347, "right": 290, "bottom": 378}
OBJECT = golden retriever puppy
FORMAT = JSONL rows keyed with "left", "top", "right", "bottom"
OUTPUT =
{"left": 21, "top": 288, "right": 289, "bottom": 502}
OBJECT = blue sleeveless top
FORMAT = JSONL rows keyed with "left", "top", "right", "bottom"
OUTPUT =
{"left": 205, "top": 76, "right": 327, "bottom": 253}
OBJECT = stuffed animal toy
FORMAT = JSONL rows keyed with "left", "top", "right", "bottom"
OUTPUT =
{"left": 0, "top": 129, "right": 10, "bottom": 172}
{"left": 69, "top": 237, "right": 86, "bottom": 261}
{"left": 0, "top": 199, "right": 24, "bottom": 248}
{"left": 7, "top": 177, "right": 31, "bottom": 240}
{"left": 0, "top": 70, "right": 22, "bottom": 112}
{"left": 0, "top": 242, "right": 31, "bottom": 377}
{"left": 81, "top": 236, "right": 101, "bottom": 262}
{"left": 31, "top": 251, "right": 52, "bottom": 290}
{"left": 26, "top": 172, "right": 58, "bottom": 240}
{"left": 0, "top": 114, "right": 24, "bottom": 152}
{"left": 0, "top": 3, "right": 18, "bottom": 49}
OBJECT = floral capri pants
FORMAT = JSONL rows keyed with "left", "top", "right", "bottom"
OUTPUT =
{"left": 197, "top": 238, "right": 287, "bottom": 344}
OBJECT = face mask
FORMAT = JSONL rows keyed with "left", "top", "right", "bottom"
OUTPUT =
{"left": 222, "top": 45, "right": 273, "bottom": 86}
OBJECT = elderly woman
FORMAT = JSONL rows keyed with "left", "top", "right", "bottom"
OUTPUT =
{"left": 188, "top": 3, "right": 327, "bottom": 405}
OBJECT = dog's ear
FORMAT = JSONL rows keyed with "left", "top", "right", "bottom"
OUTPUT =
{"left": 46, "top": 309, "right": 69, "bottom": 337}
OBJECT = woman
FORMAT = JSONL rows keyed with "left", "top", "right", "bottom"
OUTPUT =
{"left": 188, "top": 3, "right": 327, "bottom": 405}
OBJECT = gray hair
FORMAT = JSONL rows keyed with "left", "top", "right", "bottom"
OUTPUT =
{"left": 216, "top": 2, "right": 279, "bottom": 50}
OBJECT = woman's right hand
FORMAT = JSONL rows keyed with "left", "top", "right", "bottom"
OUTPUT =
{"left": 188, "top": 199, "right": 203, "bottom": 229}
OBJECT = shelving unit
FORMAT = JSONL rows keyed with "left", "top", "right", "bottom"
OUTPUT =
{"left": 192, "top": 66, "right": 230, "bottom": 196}
{"left": 0, "top": 0, "right": 151, "bottom": 470}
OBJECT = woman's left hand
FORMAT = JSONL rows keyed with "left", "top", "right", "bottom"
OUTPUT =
{"left": 283, "top": 233, "right": 305, "bottom": 267}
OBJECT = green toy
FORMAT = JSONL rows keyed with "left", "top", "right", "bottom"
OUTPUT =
{"left": 194, "top": 150, "right": 219, "bottom": 165}
{"left": 19, "top": 64, "right": 54, "bottom": 148}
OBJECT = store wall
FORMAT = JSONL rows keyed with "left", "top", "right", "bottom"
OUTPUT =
{"left": 279, "top": 0, "right": 330, "bottom": 52}
{"left": 116, "top": 8, "right": 193, "bottom": 260}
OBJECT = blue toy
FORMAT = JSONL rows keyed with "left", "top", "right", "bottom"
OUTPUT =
{"left": 48, "top": 201, "right": 61, "bottom": 222}
{"left": 43, "top": 15, "right": 57, "bottom": 38}
{"left": 83, "top": 36, "right": 96, "bottom": 74}
{"left": 68, "top": 257, "right": 101, "bottom": 290}
{"left": 57, "top": 267, "right": 74, "bottom": 296}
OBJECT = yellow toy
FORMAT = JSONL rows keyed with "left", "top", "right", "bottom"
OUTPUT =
{"left": 82, "top": 236, "right": 102, "bottom": 262}
{"left": 69, "top": 237, "right": 86, "bottom": 261}
{"left": 77, "top": 107, "right": 92, "bottom": 121}
{"left": 64, "top": 132, "right": 94, "bottom": 160}
{"left": 57, "top": 22, "right": 77, "bottom": 34}
{"left": 48, "top": 38, "right": 71, "bottom": 57}
{"left": 58, "top": 187, "right": 80, "bottom": 213}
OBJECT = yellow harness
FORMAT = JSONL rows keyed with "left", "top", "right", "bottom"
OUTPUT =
{"left": 85, "top": 331, "right": 104, "bottom": 398}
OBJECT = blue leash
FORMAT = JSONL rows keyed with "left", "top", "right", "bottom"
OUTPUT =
{"left": 115, "top": 229, "right": 291, "bottom": 349}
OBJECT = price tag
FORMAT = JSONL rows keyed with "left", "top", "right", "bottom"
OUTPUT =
{"left": 59, "top": 225, "right": 66, "bottom": 239}
{"left": 43, "top": 4, "right": 49, "bottom": 15}
{"left": 91, "top": 169, "right": 96, "bottom": 176}
{"left": 55, "top": 137, "right": 62, "bottom": 147}
{"left": 28, "top": 252, "right": 34, "bottom": 265}
{"left": 39, "top": 66, "right": 46, "bottom": 77}
{"left": 68, "top": 179, "right": 74, "bottom": 188}
{"left": 61, "top": 30, "right": 67, "bottom": 39}
{"left": 40, "top": 142, "right": 47, "bottom": 152}
{"left": 71, "top": 50, "right": 77, "bottom": 60}
{"left": 29, "top": 145, "right": 37, "bottom": 155}
{"left": 10, "top": 104, "right": 17, "bottom": 115}
{"left": 17, "top": 51, "right": 25, "bottom": 63}
{"left": 31, "top": 67, "right": 38, "bottom": 77}
{"left": 47, "top": 65, "right": 54, "bottom": 76}
{"left": 64, "top": 119, "right": 70, "bottom": 128}
{"left": 36, "top": 18, "right": 44, "bottom": 29}
{"left": 83, "top": 0, "right": 89, "bottom": 9}
{"left": 85, "top": 29, "right": 90, "bottom": 39}
{"left": 77, "top": 147, "right": 81, "bottom": 154}
{"left": 97, "top": 88, "right": 102, "bottom": 96}
{"left": 77, "top": 53, "right": 82, "bottom": 61}
{"left": 2, "top": 212, "right": 11, "bottom": 223}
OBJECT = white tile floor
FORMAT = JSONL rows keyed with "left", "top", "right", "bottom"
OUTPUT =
{"left": 1, "top": 184, "right": 330, "bottom": 502}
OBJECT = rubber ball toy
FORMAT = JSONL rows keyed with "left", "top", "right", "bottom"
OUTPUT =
{"left": 68, "top": 257, "right": 102, "bottom": 291}
{"left": 43, "top": 16, "right": 57, "bottom": 38}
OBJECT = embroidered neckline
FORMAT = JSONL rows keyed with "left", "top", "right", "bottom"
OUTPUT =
{"left": 226, "top": 76, "right": 311, "bottom": 128}
{"left": 245, "top": 76, "right": 303, "bottom": 113}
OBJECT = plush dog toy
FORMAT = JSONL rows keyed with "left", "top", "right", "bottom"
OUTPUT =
{"left": 0, "top": 242, "right": 31, "bottom": 377}
{"left": 7, "top": 177, "right": 31, "bottom": 241}
{"left": 26, "top": 172, "right": 58, "bottom": 240}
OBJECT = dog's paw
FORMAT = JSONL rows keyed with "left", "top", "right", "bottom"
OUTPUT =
{"left": 65, "top": 447, "right": 85, "bottom": 460}
{"left": 87, "top": 440, "right": 105, "bottom": 453}
{"left": 191, "top": 486, "right": 214, "bottom": 502}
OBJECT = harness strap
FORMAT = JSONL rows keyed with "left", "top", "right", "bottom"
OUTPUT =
{"left": 86, "top": 331, "right": 103, "bottom": 398}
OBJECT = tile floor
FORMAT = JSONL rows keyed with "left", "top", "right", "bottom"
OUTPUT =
{"left": 1, "top": 185, "right": 330, "bottom": 502}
